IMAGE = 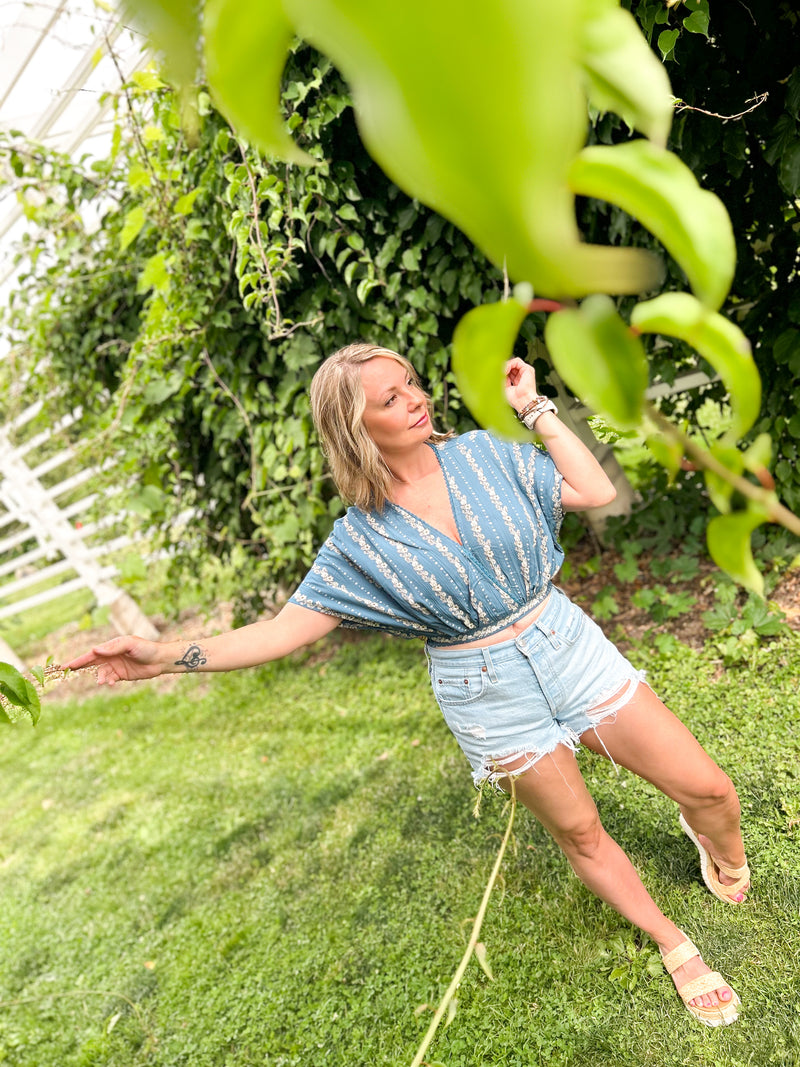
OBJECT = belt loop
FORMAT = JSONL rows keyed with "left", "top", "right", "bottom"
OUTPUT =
{"left": 481, "top": 646, "right": 497, "bottom": 682}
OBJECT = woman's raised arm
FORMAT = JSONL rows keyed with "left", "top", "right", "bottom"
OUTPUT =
{"left": 65, "top": 603, "right": 341, "bottom": 687}
{"left": 504, "top": 356, "right": 616, "bottom": 511}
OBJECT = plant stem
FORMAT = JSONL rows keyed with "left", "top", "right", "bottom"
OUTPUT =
{"left": 644, "top": 402, "right": 800, "bottom": 537}
{"left": 409, "top": 788, "right": 517, "bottom": 1067}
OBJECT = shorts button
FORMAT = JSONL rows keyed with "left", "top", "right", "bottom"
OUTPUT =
{"left": 463, "top": 679, "right": 469, "bottom": 685}
{"left": 481, "top": 666, "right": 487, "bottom": 672}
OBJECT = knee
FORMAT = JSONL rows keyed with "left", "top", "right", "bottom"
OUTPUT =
{"left": 553, "top": 815, "right": 605, "bottom": 862}
{"left": 690, "top": 767, "right": 740, "bottom": 813}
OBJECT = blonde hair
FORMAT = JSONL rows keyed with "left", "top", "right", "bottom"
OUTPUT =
{"left": 309, "top": 342, "right": 451, "bottom": 512}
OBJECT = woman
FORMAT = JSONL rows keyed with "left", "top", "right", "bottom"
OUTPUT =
{"left": 68, "top": 343, "right": 750, "bottom": 1026}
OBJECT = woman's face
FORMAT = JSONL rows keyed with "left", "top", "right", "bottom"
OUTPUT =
{"left": 359, "top": 356, "right": 431, "bottom": 454}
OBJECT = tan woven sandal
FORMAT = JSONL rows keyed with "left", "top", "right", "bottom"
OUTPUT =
{"left": 661, "top": 935, "right": 740, "bottom": 1027}
{"left": 679, "top": 814, "right": 750, "bottom": 904}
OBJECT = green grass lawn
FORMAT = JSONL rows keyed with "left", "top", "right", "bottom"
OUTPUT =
{"left": 1, "top": 631, "right": 799, "bottom": 1066}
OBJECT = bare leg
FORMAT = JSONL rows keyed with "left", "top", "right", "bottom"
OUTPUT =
{"left": 502, "top": 744, "right": 735, "bottom": 1011}
{"left": 581, "top": 682, "right": 749, "bottom": 901}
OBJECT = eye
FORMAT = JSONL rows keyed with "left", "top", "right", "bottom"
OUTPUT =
{"left": 384, "top": 393, "right": 397, "bottom": 406}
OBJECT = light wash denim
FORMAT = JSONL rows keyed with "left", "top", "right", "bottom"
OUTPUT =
{"left": 426, "top": 586, "right": 647, "bottom": 787}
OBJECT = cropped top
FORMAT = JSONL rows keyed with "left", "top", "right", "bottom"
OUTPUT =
{"left": 289, "top": 430, "right": 564, "bottom": 646}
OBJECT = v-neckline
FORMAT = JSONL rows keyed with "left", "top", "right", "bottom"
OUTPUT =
{"left": 387, "top": 444, "right": 463, "bottom": 546}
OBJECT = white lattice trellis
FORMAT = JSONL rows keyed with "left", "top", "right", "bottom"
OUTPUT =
{"left": 0, "top": 400, "right": 159, "bottom": 670}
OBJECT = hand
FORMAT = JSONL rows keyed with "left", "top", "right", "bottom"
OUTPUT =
{"left": 66, "top": 636, "right": 163, "bottom": 687}
{"left": 504, "top": 357, "right": 538, "bottom": 412}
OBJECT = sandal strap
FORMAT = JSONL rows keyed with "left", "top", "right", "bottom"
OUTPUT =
{"left": 677, "top": 971, "right": 728, "bottom": 1003}
{"left": 661, "top": 938, "right": 700, "bottom": 974}
{"left": 716, "top": 859, "right": 750, "bottom": 884}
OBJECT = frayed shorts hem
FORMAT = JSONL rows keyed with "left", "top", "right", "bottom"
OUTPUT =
{"left": 426, "top": 587, "right": 651, "bottom": 790}
{"left": 471, "top": 668, "right": 649, "bottom": 791}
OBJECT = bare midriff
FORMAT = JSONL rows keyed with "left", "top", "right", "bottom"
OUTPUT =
{"left": 443, "top": 593, "right": 552, "bottom": 651}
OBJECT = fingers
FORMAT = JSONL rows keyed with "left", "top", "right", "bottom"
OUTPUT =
{"left": 96, "top": 664, "right": 121, "bottom": 687}
{"left": 65, "top": 637, "right": 134, "bottom": 671}
{"left": 503, "top": 358, "right": 537, "bottom": 401}
{"left": 64, "top": 651, "right": 98, "bottom": 670}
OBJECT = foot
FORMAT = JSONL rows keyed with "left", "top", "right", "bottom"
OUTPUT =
{"left": 694, "top": 829, "right": 750, "bottom": 903}
{"left": 660, "top": 936, "right": 735, "bottom": 1010}
{"left": 679, "top": 814, "right": 750, "bottom": 905}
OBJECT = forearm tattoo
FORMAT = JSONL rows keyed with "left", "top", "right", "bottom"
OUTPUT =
{"left": 174, "top": 644, "right": 208, "bottom": 671}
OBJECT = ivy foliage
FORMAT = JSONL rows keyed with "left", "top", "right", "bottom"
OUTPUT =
{"left": 0, "top": 50, "right": 503, "bottom": 618}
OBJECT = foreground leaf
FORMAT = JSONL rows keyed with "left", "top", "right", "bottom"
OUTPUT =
{"left": 452, "top": 299, "right": 529, "bottom": 440}
{"left": 570, "top": 141, "right": 735, "bottom": 309}
{"left": 631, "top": 292, "right": 760, "bottom": 439}
{"left": 544, "top": 295, "right": 647, "bottom": 429}
{"left": 0, "top": 663, "right": 41, "bottom": 726}
{"left": 129, "top": 0, "right": 200, "bottom": 91}
{"left": 580, "top": 0, "right": 672, "bottom": 145}
{"left": 204, "top": 0, "right": 315, "bottom": 164}
{"left": 703, "top": 443, "right": 745, "bottom": 514}
{"left": 202, "top": 0, "right": 663, "bottom": 297}
{"left": 706, "top": 510, "right": 769, "bottom": 597}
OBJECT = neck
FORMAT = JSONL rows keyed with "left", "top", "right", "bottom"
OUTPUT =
{"left": 383, "top": 440, "right": 438, "bottom": 487}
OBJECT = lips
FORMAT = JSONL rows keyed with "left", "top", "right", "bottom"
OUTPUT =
{"left": 412, "top": 412, "right": 429, "bottom": 428}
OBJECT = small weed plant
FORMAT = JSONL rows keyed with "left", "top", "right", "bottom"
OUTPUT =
{"left": 702, "top": 577, "right": 790, "bottom": 666}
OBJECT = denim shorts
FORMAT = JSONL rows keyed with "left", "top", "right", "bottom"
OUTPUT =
{"left": 426, "top": 586, "right": 647, "bottom": 787}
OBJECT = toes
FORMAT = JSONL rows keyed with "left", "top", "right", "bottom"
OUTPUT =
{"left": 690, "top": 986, "right": 732, "bottom": 1008}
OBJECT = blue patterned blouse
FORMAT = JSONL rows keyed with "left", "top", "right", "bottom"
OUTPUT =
{"left": 289, "top": 430, "right": 565, "bottom": 646}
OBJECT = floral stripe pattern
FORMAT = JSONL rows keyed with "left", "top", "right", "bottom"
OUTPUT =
{"left": 289, "top": 430, "right": 564, "bottom": 645}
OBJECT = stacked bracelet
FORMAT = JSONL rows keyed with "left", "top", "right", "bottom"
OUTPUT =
{"left": 516, "top": 395, "right": 558, "bottom": 430}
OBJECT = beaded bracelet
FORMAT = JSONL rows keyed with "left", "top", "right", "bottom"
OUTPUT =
{"left": 516, "top": 395, "right": 558, "bottom": 430}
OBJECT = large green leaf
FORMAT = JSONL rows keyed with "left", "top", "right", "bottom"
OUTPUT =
{"left": 630, "top": 292, "right": 760, "bottom": 439}
{"left": 569, "top": 141, "right": 735, "bottom": 309}
{"left": 0, "top": 663, "right": 41, "bottom": 726}
{"left": 544, "top": 295, "right": 648, "bottom": 429}
{"left": 204, "top": 0, "right": 315, "bottom": 164}
{"left": 579, "top": 0, "right": 672, "bottom": 145}
{"left": 199, "top": 0, "right": 663, "bottom": 297}
{"left": 452, "top": 299, "right": 529, "bottom": 439}
{"left": 129, "top": 0, "right": 200, "bottom": 89}
{"left": 703, "top": 442, "right": 745, "bottom": 515}
{"left": 706, "top": 510, "right": 769, "bottom": 597}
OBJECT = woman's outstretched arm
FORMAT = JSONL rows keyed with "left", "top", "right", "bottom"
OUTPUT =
{"left": 65, "top": 604, "right": 341, "bottom": 687}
